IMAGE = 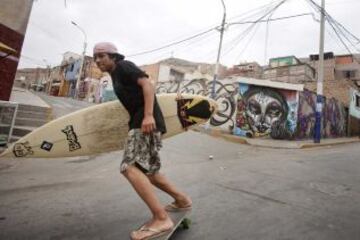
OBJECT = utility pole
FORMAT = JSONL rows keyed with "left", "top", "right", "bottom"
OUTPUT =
{"left": 71, "top": 21, "right": 87, "bottom": 99}
{"left": 314, "top": 0, "right": 326, "bottom": 143}
{"left": 211, "top": 0, "right": 226, "bottom": 99}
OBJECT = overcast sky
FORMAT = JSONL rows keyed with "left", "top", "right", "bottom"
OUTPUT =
{"left": 18, "top": 0, "right": 360, "bottom": 69}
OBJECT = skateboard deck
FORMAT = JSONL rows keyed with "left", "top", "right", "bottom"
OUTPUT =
{"left": 155, "top": 210, "right": 191, "bottom": 240}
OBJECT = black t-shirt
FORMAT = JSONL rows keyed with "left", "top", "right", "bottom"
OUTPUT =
{"left": 110, "top": 60, "right": 166, "bottom": 134}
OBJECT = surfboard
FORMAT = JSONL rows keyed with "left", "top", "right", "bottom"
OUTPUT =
{"left": 0, "top": 93, "right": 217, "bottom": 158}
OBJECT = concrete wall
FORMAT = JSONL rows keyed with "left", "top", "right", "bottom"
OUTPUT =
{"left": 297, "top": 90, "right": 346, "bottom": 139}
{"left": 263, "top": 64, "right": 315, "bottom": 84}
{"left": 156, "top": 78, "right": 238, "bottom": 131}
{"left": 233, "top": 84, "right": 347, "bottom": 139}
{"left": 308, "top": 58, "right": 336, "bottom": 82}
{"left": 158, "top": 65, "right": 171, "bottom": 82}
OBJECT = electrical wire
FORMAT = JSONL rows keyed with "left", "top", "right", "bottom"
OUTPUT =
{"left": 220, "top": 0, "right": 288, "bottom": 63}
{"left": 306, "top": 0, "right": 360, "bottom": 54}
{"left": 127, "top": 0, "right": 287, "bottom": 58}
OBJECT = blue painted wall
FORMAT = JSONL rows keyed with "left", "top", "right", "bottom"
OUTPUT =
{"left": 65, "top": 59, "right": 81, "bottom": 81}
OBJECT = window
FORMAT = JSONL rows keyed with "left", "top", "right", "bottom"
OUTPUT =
{"left": 356, "top": 94, "right": 360, "bottom": 108}
{"left": 170, "top": 69, "right": 184, "bottom": 83}
{"left": 344, "top": 70, "right": 355, "bottom": 79}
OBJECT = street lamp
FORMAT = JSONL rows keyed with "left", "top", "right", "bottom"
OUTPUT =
{"left": 42, "top": 59, "right": 51, "bottom": 93}
{"left": 211, "top": 0, "right": 226, "bottom": 99}
{"left": 71, "top": 21, "right": 87, "bottom": 99}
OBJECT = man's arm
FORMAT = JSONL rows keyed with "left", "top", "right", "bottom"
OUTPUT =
{"left": 138, "top": 77, "right": 156, "bottom": 133}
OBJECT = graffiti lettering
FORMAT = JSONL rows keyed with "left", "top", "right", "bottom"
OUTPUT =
{"left": 156, "top": 78, "right": 237, "bottom": 129}
{"left": 61, "top": 125, "right": 81, "bottom": 152}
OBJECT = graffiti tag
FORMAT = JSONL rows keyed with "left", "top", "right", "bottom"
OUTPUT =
{"left": 61, "top": 125, "right": 81, "bottom": 152}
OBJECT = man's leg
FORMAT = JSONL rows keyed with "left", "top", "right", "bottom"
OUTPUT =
{"left": 122, "top": 166, "right": 173, "bottom": 239}
{"left": 148, "top": 173, "right": 192, "bottom": 208}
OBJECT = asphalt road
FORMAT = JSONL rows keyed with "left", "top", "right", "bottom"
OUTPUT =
{"left": 0, "top": 94, "right": 359, "bottom": 240}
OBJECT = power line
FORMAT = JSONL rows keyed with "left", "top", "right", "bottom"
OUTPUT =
{"left": 223, "top": 13, "right": 312, "bottom": 56}
{"left": 227, "top": 0, "right": 284, "bottom": 22}
{"left": 264, "top": 10, "right": 276, "bottom": 64}
{"left": 199, "top": 2, "right": 285, "bottom": 61}
{"left": 235, "top": 22, "right": 262, "bottom": 63}
{"left": 227, "top": 13, "right": 314, "bottom": 26}
{"left": 127, "top": 27, "right": 217, "bottom": 57}
{"left": 306, "top": 0, "right": 360, "bottom": 54}
{"left": 127, "top": 1, "right": 290, "bottom": 58}
{"left": 220, "top": 0, "right": 288, "bottom": 61}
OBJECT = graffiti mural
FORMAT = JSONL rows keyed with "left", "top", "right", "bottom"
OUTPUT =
{"left": 297, "top": 90, "right": 346, "bottom": 138}
{"left": 156, "top": 79, "right": 237, "bottom": 129}
{"left": 324, "top": 98, "right": 346, "bottom": 137}
{"left": 297, "top": 90, "right": 316, "bottom": 138}
{"left": 234, "top": 84, "right": 298, "bottom": 139}
{"left": 156, "top": 79, "right": 346, "bottom": 139}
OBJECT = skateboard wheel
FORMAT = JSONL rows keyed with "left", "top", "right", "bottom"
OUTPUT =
{"left": 181, "top": 218, "right": 191, "bottom": 229}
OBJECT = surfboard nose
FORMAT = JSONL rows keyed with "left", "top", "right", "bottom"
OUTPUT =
{"left": 0, "top": 148, "right": 12, "bottom": 159}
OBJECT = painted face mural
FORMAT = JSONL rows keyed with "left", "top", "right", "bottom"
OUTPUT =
{"left": 244, "top": 89, "right": 288, "bottom": 134}
{"left": 234, "top": 84, "right": 297, "bottom": 139}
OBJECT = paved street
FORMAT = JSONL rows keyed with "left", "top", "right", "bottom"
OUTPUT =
{"left": 35, "top": 93, "right": 95, "bottom": 118}
{"left": 1, "top": 94, "right": 360, "bottom": 240}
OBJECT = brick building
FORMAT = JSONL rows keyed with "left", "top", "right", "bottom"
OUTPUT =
{"left": 225, "top": 62, "right": 262, "bottom": 79}
{"left": 302, "top": 52, "right": 360, "bottom": 106}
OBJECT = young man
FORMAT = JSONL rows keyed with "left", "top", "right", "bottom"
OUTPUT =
{"left": 93, "top": 42, "right": 192, "bottom": 240}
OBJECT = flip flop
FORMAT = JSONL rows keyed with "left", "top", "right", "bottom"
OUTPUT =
{"left": 130, "top": 226, "right": 172, "bottom": 240}
{"left": 165, "top": 202, "right": 192, "bottom": 212}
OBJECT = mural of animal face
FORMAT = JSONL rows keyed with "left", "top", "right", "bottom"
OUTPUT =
{"left": 244, "top": 88, "right": 288, "bottom": 134}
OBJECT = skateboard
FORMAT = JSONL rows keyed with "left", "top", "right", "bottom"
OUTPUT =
{"left": 155, "top": 210, "right": 192, "bottom": 240}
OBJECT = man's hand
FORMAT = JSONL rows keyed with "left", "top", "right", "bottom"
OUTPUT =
{"left": 142, "top": 115, "right": 156, "bottom": 133}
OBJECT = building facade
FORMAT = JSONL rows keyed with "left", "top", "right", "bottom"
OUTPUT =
{"left": 225, "top": 62, "right": 263, "bottom": 79}
{"left": 0, "top": 0, "right": 34, "bottom": 100}
{"left": 140, "top": 57, "right": 226, "bottom": 86}
{"left": 263, "top": 56, "right": 316, "bottom": 84}
{"left": 233, "top": 78, "right": 347, "bottom": 139}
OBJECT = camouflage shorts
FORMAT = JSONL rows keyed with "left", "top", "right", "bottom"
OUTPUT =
{"left": 120, "top": 129, "right": 162, "bottom": 175}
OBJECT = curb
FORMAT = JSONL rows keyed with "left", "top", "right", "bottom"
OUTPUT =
{"left": 300, "top": 138, "right": 360, "bottom": 149}
{"left": 193, "top": 126, "right": 360, "bottom": 149}
{"left": 192, "top": 127, "right": 249, "bottom": 145}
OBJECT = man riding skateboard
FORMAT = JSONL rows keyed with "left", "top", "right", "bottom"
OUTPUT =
{"left": 93, "top": 42, "right": 192, "bottom": 240}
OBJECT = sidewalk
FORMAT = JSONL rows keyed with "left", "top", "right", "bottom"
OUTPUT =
{"left": 9, "top": 87, "right": 51, "bottom": 108}
{"left": 194, "top": 126, "right": 360, "bottom": 149}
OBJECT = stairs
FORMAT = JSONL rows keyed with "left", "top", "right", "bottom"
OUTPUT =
{"left": 9, "top": 104, "right": 53, "bottom": 142}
